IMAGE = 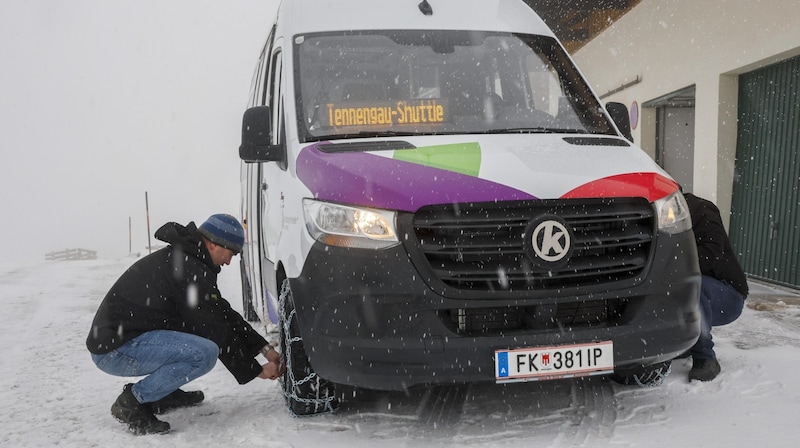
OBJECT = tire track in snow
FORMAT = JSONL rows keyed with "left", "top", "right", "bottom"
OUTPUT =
{"left": 328, "top": 377, "right": 619, "bottom": 446}
{"left": 561, "top": 377, "right": 617, "bottom": 443}
{"left": 450, "top": 378, "right": 618, "bottom": 446}
{"left": 416, "top": 384, "right": 469, "bottom": 429}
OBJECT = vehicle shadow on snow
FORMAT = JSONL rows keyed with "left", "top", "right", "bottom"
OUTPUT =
{"left": 325, "top": 377, "right": 617, "bottom": 444}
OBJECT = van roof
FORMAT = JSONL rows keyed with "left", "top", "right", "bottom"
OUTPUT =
{"left": 277, "top": 0, "right": 554, "bottom": 37}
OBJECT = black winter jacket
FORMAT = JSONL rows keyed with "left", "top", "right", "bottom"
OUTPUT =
{"left": 86, "top": 221, "right": 267, "bottom": 384}
{"left": 684, "top": 193, "right": 749, "bottom": 298}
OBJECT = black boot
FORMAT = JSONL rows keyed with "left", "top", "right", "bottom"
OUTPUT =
{"left": 150, "top": 388, "right": 205, "bottom": 414}
{"left": 689, "top": 358, "right": 721, "bottom": 382}
{"left": 110, "top": 384, "right": 170, "bottom": 435}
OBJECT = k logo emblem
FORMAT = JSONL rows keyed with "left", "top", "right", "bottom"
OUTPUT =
{"left": 528, "top": 217, "right": 573, "bottom": 265}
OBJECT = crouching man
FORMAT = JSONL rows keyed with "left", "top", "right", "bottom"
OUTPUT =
{"left": 86, "top": 214, "right": 283, "bottom": 435}
{"left": 683, "top": 194, "right": 749, "bottom": 381}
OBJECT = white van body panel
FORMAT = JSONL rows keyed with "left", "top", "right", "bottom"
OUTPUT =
{"left": 299, "top": 135, "right": 670, "bottom": 201}
{"left": 279, "top": 0, "right": 554, "bottom": 36}
{"left": 279, "top": 134, "right": 672, "bottom": 278}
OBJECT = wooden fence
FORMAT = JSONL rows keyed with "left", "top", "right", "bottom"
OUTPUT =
{"left": 45, "top": 248, "right": 98, "bottom": 261}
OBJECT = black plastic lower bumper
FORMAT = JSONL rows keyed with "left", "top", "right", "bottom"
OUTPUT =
{"left": 289, "top": 231, "right": 701, "bottom": 390}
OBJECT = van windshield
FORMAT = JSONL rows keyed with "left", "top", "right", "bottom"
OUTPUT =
{"left": 294, "top": 30, "right": 617, "bottom": 142}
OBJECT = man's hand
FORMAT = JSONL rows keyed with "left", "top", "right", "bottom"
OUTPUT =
{"left": 258, "top": 347, "right": 286, "bottom": 380}
{"left": 258, "top": 362, "right": 281, "bottom": 380}
{"left": 264, "top": 347, "right": 282, "bottom": 365}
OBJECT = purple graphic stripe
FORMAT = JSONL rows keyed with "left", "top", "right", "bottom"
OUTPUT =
{"left": 297, "top": 144, "right": 536, "bottom": 212}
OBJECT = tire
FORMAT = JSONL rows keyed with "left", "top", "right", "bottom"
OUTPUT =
{"left": 611, "top": 360, "right": 672, "bottom": 387}
{"left": 278, "top": 279, "right": 339, "bottom": 416}
{"left": 240, "top": 259, "right": 259, "bottom": 322}
{"left": 333, "top": 384, "right": 382, "bottom": 404}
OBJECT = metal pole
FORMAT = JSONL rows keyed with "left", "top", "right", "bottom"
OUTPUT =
{"left": 145, "top": 192, "right": 152, "bottom": 254}
{"left": 129, "top": 216, "right": 132, "bottom": 254}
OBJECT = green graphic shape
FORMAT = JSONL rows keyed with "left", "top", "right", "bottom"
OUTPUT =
{"left": 393, "top": 142, "right": 482, "bottom": 177}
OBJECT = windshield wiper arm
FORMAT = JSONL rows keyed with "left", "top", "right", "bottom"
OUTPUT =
{"left": 352, "top": 130, "right": 420, "bottom": 137}
{"left": 484, "top": 127, "right": 589, "bottom": 134}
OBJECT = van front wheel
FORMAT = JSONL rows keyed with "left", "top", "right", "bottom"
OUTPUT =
{"left": 278, "top": 279, "right": 339, "bottom": 416}
{"left": 611, "top": 360, "right": 672, "bottom": 387}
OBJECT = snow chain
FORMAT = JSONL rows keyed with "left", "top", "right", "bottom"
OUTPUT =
{"left": 278, "top": 281, "right": 337, "bottom": 415}
{"left": 632, "top": 364, "right": 672, "bottom": 387}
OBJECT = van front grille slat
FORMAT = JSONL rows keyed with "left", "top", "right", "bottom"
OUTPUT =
{"left": 409, "top": 198, "right": 655, "bottom": 292}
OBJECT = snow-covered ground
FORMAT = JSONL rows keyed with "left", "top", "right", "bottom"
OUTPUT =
{"left": 1, "top": 256, "right": 799, "bottom": 447}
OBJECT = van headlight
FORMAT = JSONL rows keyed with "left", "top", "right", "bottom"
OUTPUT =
{"left": 655, "top": 191, "right": 692, "bottom": 234}
{"left": 303, "top": 199, "right": 400, "bottom": 249}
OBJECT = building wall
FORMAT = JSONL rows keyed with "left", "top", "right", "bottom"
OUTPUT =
{"left": 573, "top": 0, "right": 800, "bottom": 225}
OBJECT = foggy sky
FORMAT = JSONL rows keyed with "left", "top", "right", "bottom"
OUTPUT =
{"left": 0, "top": 0, "right": 279, "bottom": 261}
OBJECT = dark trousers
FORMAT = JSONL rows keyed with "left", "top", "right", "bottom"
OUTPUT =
{"left": 91, "top": 330, "right": 218, "bottom": 403}
{"left": 691, "top": 275, "right": 745, "bottom": 360}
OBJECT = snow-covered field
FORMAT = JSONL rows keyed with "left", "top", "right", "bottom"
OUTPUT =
{"left": 1, "top": 256, "right": 799, "bottom": 447}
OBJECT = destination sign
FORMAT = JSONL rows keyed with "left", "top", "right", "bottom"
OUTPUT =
{"left": 326, "top": 99, "right": 448, "bottom": 127}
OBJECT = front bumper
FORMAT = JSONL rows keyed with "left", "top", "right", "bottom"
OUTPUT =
{"left": 290, "top": 231, "right": 701, "bottom": 391}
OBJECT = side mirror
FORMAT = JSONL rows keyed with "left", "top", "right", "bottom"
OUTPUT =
{"left": 606, "top": 102, "right": 633, "bottom": 143}
{"left": 239, "top": 106, "right": 284, "bottom": 162}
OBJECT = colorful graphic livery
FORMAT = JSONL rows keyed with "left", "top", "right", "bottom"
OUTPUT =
{"left": 238, "top": 0, "right": 702, "bottom": 415}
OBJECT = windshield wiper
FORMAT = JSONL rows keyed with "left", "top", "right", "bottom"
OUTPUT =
{"left": 309, "top": 131, "right": 419, "bottom": 141}
{"left": 483, "top": 127, "right": 589, "bottom": 134}
{"left": 310, "top": 128, "right": 590, "bottom": 142}
{"left": 353, "top": 130, "right": 424, "bottom": 138}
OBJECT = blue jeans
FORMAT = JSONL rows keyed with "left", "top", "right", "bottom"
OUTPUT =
{"left": 691, "top": 275, "right": 745, "bottom": 360}
{"left": 91, "top": 330, "right": 219, "bottom": 403}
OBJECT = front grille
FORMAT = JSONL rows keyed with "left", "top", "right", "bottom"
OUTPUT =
{"left": 442, "top": 298, "right": 629, "bottom": 336}
{"left": 411, "top": 198, "right": 655, "bottom": 292}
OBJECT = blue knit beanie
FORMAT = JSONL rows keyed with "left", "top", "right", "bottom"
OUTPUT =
{"left": 198, "top": 214, "right": 244, "bottom": 254}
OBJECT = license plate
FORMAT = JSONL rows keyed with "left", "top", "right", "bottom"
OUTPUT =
{"left": 495, "top": 341, "right": 614, "bottom": 382}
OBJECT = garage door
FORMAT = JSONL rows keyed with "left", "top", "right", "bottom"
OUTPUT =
{"left": 729, "top": 55, "right": 800, "bottom": 288}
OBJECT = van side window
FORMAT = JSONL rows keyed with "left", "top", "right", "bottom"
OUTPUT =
{"left": 250, "top": 25, "right": 275, "bottom": 107}
{"left": 248, "top": 51, "right": 266, "bottom": 108}
{"left": 268, "top": 49, "right": 287, "bottom": 170}
{"left": 254, "top": 50, "right": 268, "bottom": 107}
